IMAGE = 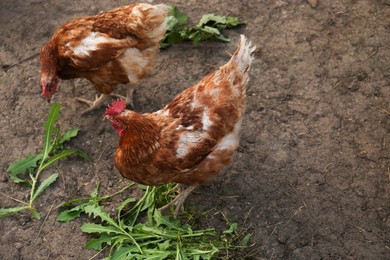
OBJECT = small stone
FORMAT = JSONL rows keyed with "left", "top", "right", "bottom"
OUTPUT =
{"left": 14, "top": 243, "right": 22, "bottom": 249}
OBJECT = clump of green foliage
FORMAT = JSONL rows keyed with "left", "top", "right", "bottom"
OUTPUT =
{"left": 0, "top": 103, "right": 88, "bottom": 219}
{"left": 58, "top": 183, "right": 251, "bottom": 259}
{"left": 161, "top": 6, "right": 245, "bottom": 48}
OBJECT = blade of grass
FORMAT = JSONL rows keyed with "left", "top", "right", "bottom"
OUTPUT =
{"left": 117, "top": 197, "right": 137, "bottom": 228}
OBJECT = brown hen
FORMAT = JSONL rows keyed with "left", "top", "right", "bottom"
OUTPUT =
{"left": 105, "top": 35, "right": 255, "bottom": 216}
{"left": 40, "top": 3, "right": 168, "bottom": 114}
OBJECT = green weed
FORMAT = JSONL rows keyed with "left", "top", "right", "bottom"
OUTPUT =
{"left": 161, "top": 6, "right": 245, "bottom": 48}
{"left": 58, "top": 183, "right": 252, "bottom": 259}
{"left": 0, "top": 103, "right": 89, "bottom": 219}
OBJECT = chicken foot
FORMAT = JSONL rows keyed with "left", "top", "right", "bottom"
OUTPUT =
{"left": 77, "top": 94, "right": 108, "bottom": 115}
{"left": 77, "top": 86, "right": 135, "bottom": 115}
{"left": 158, "top": 184, "right": 197, "bottom": 218}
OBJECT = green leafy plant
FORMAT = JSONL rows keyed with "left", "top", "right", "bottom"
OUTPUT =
{"left": 0, "top": 103, "right": 89, "bottom": 219}
{"left": 57, "top": 182, "right": 135, "bottom": 222}
{"left": 161, "top": 6, "right": 245, "bottom": 48}
{"left": 58, "top": 183, "right": 251, "bottom": 259}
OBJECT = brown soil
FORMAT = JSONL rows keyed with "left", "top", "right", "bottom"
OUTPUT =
{"left": 1, "top": 0, "right": 390, "bottom": 259}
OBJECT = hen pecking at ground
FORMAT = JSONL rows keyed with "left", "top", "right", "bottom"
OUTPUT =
{"left": 40, "top": 3, "right": 168, "bottom": 114}
{"left": 104, "top": 35, "right": 255, "bottom": 217}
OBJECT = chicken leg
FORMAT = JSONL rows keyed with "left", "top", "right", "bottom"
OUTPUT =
{"left": 158, "top": 184, "right": 198, "bottom": 218}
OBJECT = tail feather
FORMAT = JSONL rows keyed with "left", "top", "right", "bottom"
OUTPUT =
{"left": 134, "top": 3, "right": 169, "bottom": 44}
{"left": 228, "top": 35, "right": 255, "bottom": 74}
{"left": 225, "top": 35, "right": 256, "bottom": 93}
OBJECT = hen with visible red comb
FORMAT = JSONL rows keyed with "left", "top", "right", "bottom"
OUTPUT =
{"left": 105, "top": 35, "right": 255, "bottom": 217}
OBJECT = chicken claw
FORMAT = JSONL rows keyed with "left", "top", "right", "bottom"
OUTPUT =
{"left": 76, "top": 94, "right": 108, "bottom": 115}
{"left": 158, "top": 184, "right": 198, "bottom": 218}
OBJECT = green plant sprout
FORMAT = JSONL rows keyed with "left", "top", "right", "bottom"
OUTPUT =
{"left": 0, "top": 103, "right": 89, "bottom": 219}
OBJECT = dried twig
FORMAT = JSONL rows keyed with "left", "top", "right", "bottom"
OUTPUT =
{"left": 286, "top": 205, "right": 304, "bottom": 225}
{"left": 261, "top": 224, "right": 278, "bottom": 250}
{"left": 89, "top": 246, "right": 108, "bottom": 260}
{"left": 0, "top": 191, "right": 28, "bottom": 205}
{"left": 32, "top": 203, "right": 55, "bottom": 245}
{"left": 288, "top": 180, "right": 307, "bottom": 208}
{"left": 347, "top": 223, "right": 366, "bottom": 233}
{"left": 371, "top": 106, "right": 390, "bottom": 116}
{"left": 56, "top": 166, "right": 66, "bottom": 190}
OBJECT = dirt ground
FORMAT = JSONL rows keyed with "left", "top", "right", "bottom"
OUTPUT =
{"left": 1, "top": 0, "right": 390, "bottom": 259}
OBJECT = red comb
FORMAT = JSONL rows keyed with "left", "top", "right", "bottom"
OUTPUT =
{"left": 105, "top": 99, "right": 126, "bottom": 115}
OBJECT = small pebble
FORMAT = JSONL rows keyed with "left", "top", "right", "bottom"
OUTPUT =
{"left": 14, "top": 242, "right": 22, "bottom": 249}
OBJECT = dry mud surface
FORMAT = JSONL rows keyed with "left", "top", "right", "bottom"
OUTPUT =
{"left": 1, "top": 0, "right": 390, "bottom": 259}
